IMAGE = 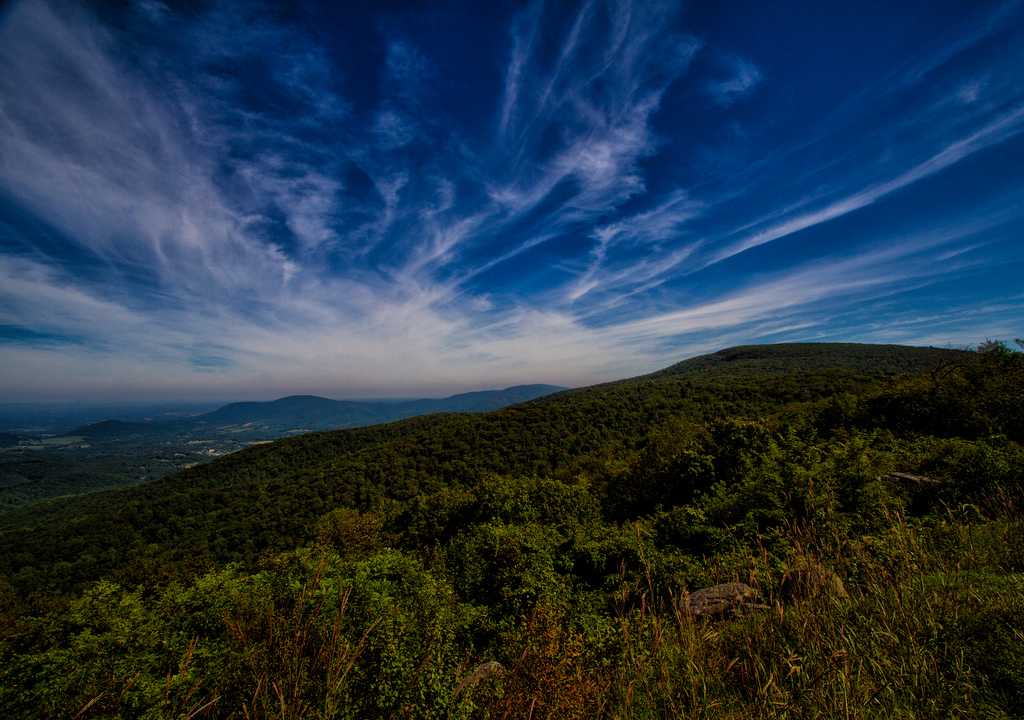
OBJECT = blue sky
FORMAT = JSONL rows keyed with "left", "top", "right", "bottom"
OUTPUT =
{"left": 0, "top": 0, "right": 1022, "bottom": 401}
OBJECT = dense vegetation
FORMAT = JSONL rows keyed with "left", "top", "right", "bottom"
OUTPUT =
{"left": 1, "top": 341, "right": 1022, "bottom": 718}
{"left": 0, "top": 450, "right": 170, "bottom": 512}
{"left": 0, "top": 385, "right": 565, "bottom": 512}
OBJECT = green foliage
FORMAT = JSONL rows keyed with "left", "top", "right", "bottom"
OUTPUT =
{"left": 0, "top": 450, "right": 179, "bottom": 512}
{"left": 1, "top": 342, "right": 1023, "bottom": 718}
{"left": 448, "top": 521, "right": 568, "bottom": 618}
{"left": 0, "top": 343, "right": 964, "bottom": 595}
{"left": 316, "top": 507, "right": 387, "bottom": 556}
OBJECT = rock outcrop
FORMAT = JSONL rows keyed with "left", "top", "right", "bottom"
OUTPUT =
{"left": 881, "top": 471, "right": 942, "bottom": 487}
{"left": 683, "top": 582, "right": 761, "bottom": 617}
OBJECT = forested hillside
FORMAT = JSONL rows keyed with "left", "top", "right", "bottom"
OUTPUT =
{"left": 0, "top": 343, "right": 960, "bottom": 593}
{"left": 0, "top": 385, "right": 566, "bottom": 513}
{"left": 2, "top": 342, "right": 1022, "bottom": 719}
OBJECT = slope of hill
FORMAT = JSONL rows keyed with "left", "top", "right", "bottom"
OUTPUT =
{"left": 2, "top": 341, "right": 1022, "bottom": 719}
{"left": 68, "top": 418, "right": 173, "bottom": 440}
{"left": 395, "top": 384, "right": 568, "bottom": 414}
{"left": 0, "top": 385, "right": 567, "bottom": 514}
{"left": 654, "top": 342, "right": 960, "bottom": 377}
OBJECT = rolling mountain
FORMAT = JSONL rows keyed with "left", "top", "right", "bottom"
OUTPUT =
{"left": 73, "top": 384, "right": 567, "bottom": 440}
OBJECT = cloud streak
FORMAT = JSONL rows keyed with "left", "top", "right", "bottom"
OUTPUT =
{"left": 0, "top": 0, "right": 1021, "bottom": 400}
{"left": 707, "top": 103, "right": 1024, "bottom": 266}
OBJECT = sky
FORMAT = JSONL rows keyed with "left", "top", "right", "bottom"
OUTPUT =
{"left": 0, "top": 0, "right": 1022, "bottom": 402}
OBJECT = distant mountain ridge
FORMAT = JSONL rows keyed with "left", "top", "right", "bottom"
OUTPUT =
{"left": 74, "top": 384, "right": 567, "bottom": 440}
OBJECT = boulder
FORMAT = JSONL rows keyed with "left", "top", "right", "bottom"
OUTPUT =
{"left": 881, "top": 471, "right": 944, "bottom": 514}
{"left": 683, "top": 582, "right": 760, "bottom": 617}
{"left": 881, "top": 471, "right": 942, "bottom": 487}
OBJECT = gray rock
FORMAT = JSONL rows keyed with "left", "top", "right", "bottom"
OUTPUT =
{"left": 683, "top": 582, "right": 760, "bottom": 617}
{"left": 881, "top": 471, "right": 942, "bottom": 487}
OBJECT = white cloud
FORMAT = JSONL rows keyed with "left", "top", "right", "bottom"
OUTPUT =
{"left": 0, "top": 0, "right": 1020, "bottom": 401}
{"left": 705, "top": 103, "right": 1024, "bottom": 266}
{"left": 566, "top": 190, "right": 703, "bottom": 302}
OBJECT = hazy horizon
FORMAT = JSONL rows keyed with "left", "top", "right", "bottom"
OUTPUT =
{"left": 0, "top": 339, "right": 990, "bottom": 404}
{"left": 1, "top": 0, "right": 1022, "bottom": 402}
{"left": 0, "top": 382, "right": 571, "bottom": 414}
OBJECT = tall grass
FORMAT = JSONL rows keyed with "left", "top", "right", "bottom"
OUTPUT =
{"left": 465, "top": 516, "right": 1024, "bottom": 719}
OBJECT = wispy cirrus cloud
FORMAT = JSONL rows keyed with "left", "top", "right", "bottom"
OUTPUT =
{"left": 705, "top": 54, "right": 761, "bottom": 106}
{"left": 704, "top": 102, "right": 1024, "bottom": 267}
{"left": 566, "top": 190, "right": 703, "bottom": 303}
{"left": 0, "top": 0, "right": 1021, "bottom": 401}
